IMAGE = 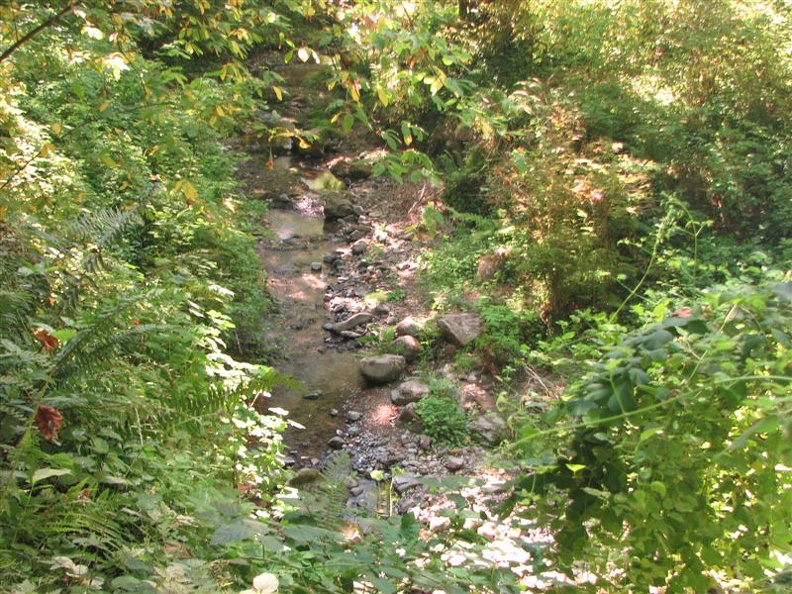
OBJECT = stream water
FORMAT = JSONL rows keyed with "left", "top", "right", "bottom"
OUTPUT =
{"left": 257, "top": 171, "right": 365, "bottom": 462}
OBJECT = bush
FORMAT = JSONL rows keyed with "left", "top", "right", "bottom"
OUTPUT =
{"left": 508, "top": 278, "right": 792, "bottom": 591}
{"left": 415, "top": 380, "right": 469, "bottom": 446}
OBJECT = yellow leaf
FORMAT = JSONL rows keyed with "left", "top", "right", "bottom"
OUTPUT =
{"left": 39, "top": 143, "right": 54, "bottom": 157}
{"left": 272, "top": 85, "right": 283, "bottom": 101}
{"left": 376, "top": 86, "right": 389, "bottom": 107}
{"left": 100, "top": 154, "right": 117, "bottom": 168}
{"left": 183, "top": 181, "right": 199, "bottom": 201}
{"left": 51, "top": 122, "right": 62, "bottom": 137}
{"left": 349, "top": 84, "right": 360, "bottom": 102}
{"left": 99, "top": 101, "right": 111, "bottom": 112}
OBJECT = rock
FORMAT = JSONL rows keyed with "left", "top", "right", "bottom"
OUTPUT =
{"left": 329, "top": 408, "right": 339, "bottom": 417}
{"left": 396, "top": 402, "right": 419, "bottom": 426}
{"left": 469, "top": 413, "right": 508, "bottom": 445}
{"left": 476, "top": 248, "right": 510, "bottom": 282}
{"left": 395, "top": 316, "right": 423, "bottom": 338}
{"left": 323, "top": 193, "right": 359, "bottom": 220}
{"left": 392, "top": 335, "right": 421, "bottom": 362}
{"left": 360, "top": 354, "right": 406, "bottom": 385}
{"left": 445, "top": 456, "right": 465, "bottom": 472}
{"left": 310, "top": 262, "right": 322, "bottom": 272}
{"left": 303, "top": 390, "right": 323, "bottom": 400}
{"left": 437, "top": 313, "right": 483, "bottom": 346}
{"left": 390, "top": 379, "right": 430, "bottom": 405}
{"left": 347, "top": 425, "right": 362, "bottom": 437}
{"left": 392, "top": 474, "right": 421, "bottom": 494}
{"left": 328, "top": 436, "right": 345, "bottom": 450}
{"left": 418, "top": 434, "right": 432, "bottom": 451}
{"left": 346, "top": 410, "right": 363, "bottom": 422}
{"left": 288, "top": 468, "right": 325, "bottom": 487}
{"left": 324, "top": 312, "right": 374, "bottom": 334}
{"left": 340, "top": 330, "right": 363, "bottom": 339}
{"left": 352, "top": 240, "right": 367, "bottom": 255}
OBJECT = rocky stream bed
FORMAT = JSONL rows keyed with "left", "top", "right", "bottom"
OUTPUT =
{"left": 229, "top": 58, "right": 572, "bottom": 589}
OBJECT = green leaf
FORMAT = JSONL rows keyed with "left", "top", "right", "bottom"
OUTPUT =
{"left": 32, "top": 468, "right": 71, "bottom": 483}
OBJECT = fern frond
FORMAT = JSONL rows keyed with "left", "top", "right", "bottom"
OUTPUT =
{"left": 58, "top": 206, "right": 142, "bottom": 313}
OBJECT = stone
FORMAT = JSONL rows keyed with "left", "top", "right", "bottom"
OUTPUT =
{"left": 437, "top": 313, "right": 483, "bottom": 346}
{"left": 288, "top": 468, "right": 325, "bottom": 486}
{"left": 395, "top": 316, "right": 423, "bottom": 338}
{"left": 390, "top": 379, "right": 430, "bottom": 406}
{"left": 310, "top": 262, "right": 322, "bottom": 272}
{"left": 327, "top": 436, "right": 345, "bottom": 450}
{"left": 469, "top": 413, "right": 508, "bottom": 445}
{"left": 392, "top": 474, "right": 421, "bottom": 494}
{"left": 323, "top": 193, "right": 358, "bottom": 220}
{"left": 360, "top": 354, "right": 406, "bottom": 385}
{"left": 352, "top": 240, "right": 367, "bottom": 255}
{"left": 324, "top": 312, "right": 374, "bottom": 334}
{"left": 476, "top": 248, "right": 509, "bottom": 282}
{"left": 396, "top": 402, "right": 419, "bottom": 426}
{"left": 392, "top": 335, "right": 421, "bottom": 362}
{"left": 346, "top": 410, "right": 363, "bottom": 422}
{"left": 445, "top": 456, "right": 465, "bottom": 472}
{"left": 303, "top": 390, "right": 323, "bottom": 400}
{"left": 418, "top": 434, "right": 432, "bottom": 451}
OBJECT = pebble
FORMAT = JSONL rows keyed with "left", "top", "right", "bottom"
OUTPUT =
{"left": 346, "top": 410, "right": 363, "bottom": 422}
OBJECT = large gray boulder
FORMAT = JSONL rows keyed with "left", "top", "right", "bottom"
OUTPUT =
{"left": 359, "top": 354, "right": 406, "bottom": 385}
{"left": 437, "top": 313, "right": 483, "bottom": 346}
{"left": 390, "top": 379, "right": 430, "bottom": 406}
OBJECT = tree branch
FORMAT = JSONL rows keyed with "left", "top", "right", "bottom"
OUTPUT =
{"left": 0, "top": 2, "right": 80, "bottom": 65}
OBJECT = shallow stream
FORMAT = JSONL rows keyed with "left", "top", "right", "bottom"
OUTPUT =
{"left": 257, "top": 167, "right": 365, "bottom": 461}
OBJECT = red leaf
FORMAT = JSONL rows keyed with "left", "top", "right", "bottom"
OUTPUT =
{"left": 33, "top": 329, "right": 59, "bottom": 354}
{"left": 34, "top": 404, "right": 63, "bottom": 441}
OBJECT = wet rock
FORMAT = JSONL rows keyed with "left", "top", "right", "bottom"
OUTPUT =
{"left": 360, "top": 354, "right": 406, "bottom": 385}
{"left": 391, "top": 379, "right": 430, "bottom": 406}
{"left": 395, "top": 316, "right": 423, "bottom": 338}
{"left": 392, "top": 335, "right": 421, "bottom": 362}
{"left": 438, "top": 313, "right": 483, "bottom": 346}
{"left": 324, "top": 312, "right": 374, "bottom": 333}
{"left": 328, "top": 436, "right": 345, "bottom": 450}
{"left": 303, "top": 390, "right": 323, "bottom": 400}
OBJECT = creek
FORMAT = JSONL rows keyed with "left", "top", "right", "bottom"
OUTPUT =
{"left": 257, "top": 162, "right": 365, "bottom": 462}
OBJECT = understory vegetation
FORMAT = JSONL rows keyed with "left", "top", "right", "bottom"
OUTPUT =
{"left": 1, "top": 0, "right": 790, "bottom": 592}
